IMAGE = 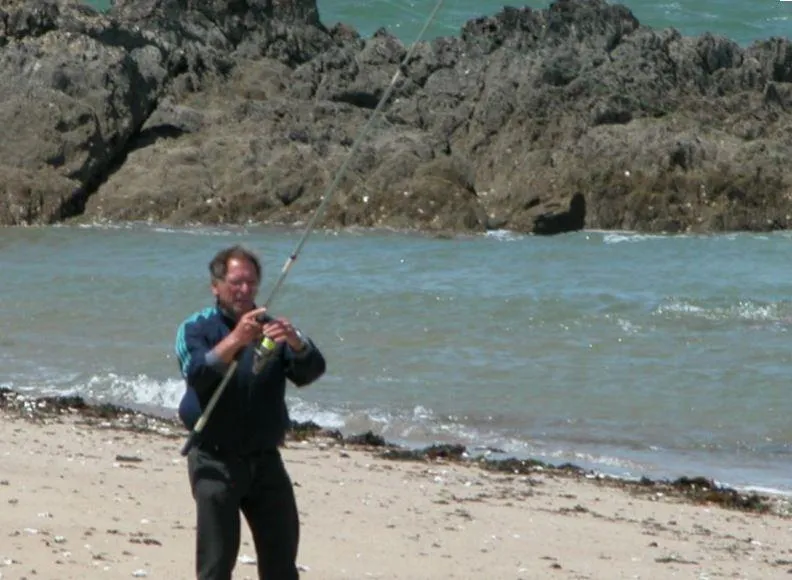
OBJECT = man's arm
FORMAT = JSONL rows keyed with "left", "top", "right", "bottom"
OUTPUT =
{"left": 176, "top": 308, "right": 267, "bottom": 399}
{"left": 284, "top": 334, "right": 326, "bottom": 387}
{"left": 175, "top": 318, "right": 229, "bottom": 400}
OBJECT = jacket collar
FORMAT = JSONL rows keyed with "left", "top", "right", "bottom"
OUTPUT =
{"left": 215, "top": 301, "right": 273, "bottom": 327}
{"left": 216, "top": 301, "right": 240, "bottom": 327}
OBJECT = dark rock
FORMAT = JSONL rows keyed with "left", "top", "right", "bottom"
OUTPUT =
{"left": 0, "top": 0, "right": 179, "bottom": 223}
{"left": 380, "top": 443, "right": 467, "bottom": 461}
{"left": 477, "top": 457, "right": 552, "bottom": 475}
{"left": 345, "top": 431, "right": 387, "bottom": 447}
{"left": 1, "top": 0, "right": 792, "bottom": 233}
{"left": 532, "top": 192, "right": 586, "bottom": 235}
{"left": 288, "top": 419, "right": 323, "bottom": 441}
{"left": 486, "top": 215, "right": 508, "bottom": 230}
{"left": 141, "top": 98, "right": 205, "bottom": 135}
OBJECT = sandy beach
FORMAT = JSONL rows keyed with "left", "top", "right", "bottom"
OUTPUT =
{"left": 1, "top": 397, "right": 790, "bottom": 580}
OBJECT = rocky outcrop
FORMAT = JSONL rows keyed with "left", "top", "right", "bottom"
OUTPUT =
{"left": 1, "top": 0, "right": 791, "bottom": 234}
{"left": 0, "top": 0, "right": 177, "bottom": 223}
{"left": 532, "top": 193, "right": 586, "bottom": 236}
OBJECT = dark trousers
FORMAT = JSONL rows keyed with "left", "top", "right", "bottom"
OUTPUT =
{"left": 187, "top": 446, "right": 300, "bottom": 580}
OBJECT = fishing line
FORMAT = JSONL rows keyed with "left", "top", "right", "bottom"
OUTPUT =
{"left": 180, "top": 0, "right": 447, "bottom": 456}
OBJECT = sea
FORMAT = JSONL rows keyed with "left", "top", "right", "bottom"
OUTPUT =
{"left": 5, "top": 0, "right": 789, "bottom": 495}
{"left": 2, "top": 225, "right": 791, "bottom": 496}
{"left": 86, "top": 0, "right": 791, "bottom": 48}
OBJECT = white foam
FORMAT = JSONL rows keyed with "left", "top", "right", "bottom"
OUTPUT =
{"left": 739, "top": 485, "right": 792, "bottom": 499}
{"left": 602, "top": 232, "right": 668, "bottom": 244}
{"left": 82, "top": 373, "right": 184, "bottom": 410}
{"left": 617, "top": 318, "right": 643, "bottom": 334}
{"left": 287, "top": 398, "right": 346, "bottom": 429}
{"left": 67, "top": 220, "right": 246, "bottom": 237}
{"left": 656, "top": 300, "right": 779, "bottom": 322}
{"left": 149, "top": 226, "right": 238, "bottom": 237}
{"left": 655, "top": 301, "right": 706, "bottom": 315}
{"left": 485, "top": 229, "right": 524, "bottom": 241}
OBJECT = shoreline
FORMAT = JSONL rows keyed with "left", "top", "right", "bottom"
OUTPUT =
{"left": 5, "top": 381, "right": 790, "bottom": 502}
{"left": 3, "top": 389, "right": 792, "bottom": 580}
{"left": 12, "top": 217, "right": 792, "bottom": 241}
{"left": 3, "top": 388, "right": 789, "bottom": 518}
{"left": 2, "top": 388, "right": 792, "bottom": 579}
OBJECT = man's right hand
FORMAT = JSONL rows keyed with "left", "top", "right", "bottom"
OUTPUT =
{"left": 232, "top": 307, "right": 269, "bottom": 345}
{"left": 212, "top": 307, "right": 269, "bottom": 364}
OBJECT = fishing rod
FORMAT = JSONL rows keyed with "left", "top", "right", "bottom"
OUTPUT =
{"left": 180, "top": 0, "right": 446, "bottom": 456}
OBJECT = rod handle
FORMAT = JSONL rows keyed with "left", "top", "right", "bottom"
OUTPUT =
{"left": 180, "top": 430, "right": 199, "bottom": 457}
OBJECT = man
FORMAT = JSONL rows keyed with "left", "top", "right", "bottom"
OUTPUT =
{"left": 175, "top": 244, "right": 326, "bottom": 580}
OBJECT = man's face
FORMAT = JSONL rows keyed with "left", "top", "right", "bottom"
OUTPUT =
{"left": 211, "top": 257, "right": 260, "bottom": 318}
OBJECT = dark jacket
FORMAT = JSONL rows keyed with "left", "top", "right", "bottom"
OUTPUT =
{"left": 174, "top": 304, "right": 326, "bottom": 453}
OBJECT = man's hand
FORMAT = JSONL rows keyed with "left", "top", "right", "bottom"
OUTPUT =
{"left": 230, "top": 307, "right": 268, "bottom": 345}
{"left": 209, "top": 307, "right": 270, "bottom": 365}
{"left": 263, "top": 317, "right": 305, "bottom": 352}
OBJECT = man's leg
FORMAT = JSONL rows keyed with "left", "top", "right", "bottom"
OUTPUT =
{"left": 188, "top": 448, "right": 243, "bottom": 580}
{"left": 242, "top": 450, "right": 300, "bottom": 580}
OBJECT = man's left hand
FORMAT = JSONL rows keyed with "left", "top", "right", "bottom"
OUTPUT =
{"left": 262, "top": 318, "right": 305, "bottom": 352}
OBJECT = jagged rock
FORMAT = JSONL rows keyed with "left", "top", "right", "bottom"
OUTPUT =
{"left": 0, "top": 0, "right": 179, "bottom": 223}
{"left": 1, "top": 0, "right": 792, "bottom": 233}
{"left": 532, "top": 193, "right": 586, "bottom": 235}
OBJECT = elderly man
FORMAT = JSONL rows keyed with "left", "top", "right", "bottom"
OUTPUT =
{"left": 175, "top": 244, "right": 326, "bottom": 580}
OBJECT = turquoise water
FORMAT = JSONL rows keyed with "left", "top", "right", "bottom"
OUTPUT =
{"left": 2, "top": 224, "right": 791, "bottom": 495}
{"left": 13, "top": 1, "right": 790, "bottom": 493}
{"left": 318, "top": 0, "right": 790, "bottom": 47}
{"left": 85, "top": 0, "right": 790, "bottom": 46}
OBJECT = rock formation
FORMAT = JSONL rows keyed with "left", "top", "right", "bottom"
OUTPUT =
{"left": 1, "top": 0, "right": 791, "bottom": 234}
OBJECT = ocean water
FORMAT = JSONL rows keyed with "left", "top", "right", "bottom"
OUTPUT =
{"left": 2, "top": 224, "right": 791, "bottom": 496}
{"left": 10, "top": 1, "right": 789, "bottom": 494}
{"left": 84, "top": 0, "right": 790, "bottom": 47}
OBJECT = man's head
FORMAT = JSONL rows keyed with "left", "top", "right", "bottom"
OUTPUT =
{"left": 209, "top": 245, "right": 262, "bottom": 318}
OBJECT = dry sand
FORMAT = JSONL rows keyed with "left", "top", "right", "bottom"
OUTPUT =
{"left": 1, "top": 403, "right": 791, "bottom": 580}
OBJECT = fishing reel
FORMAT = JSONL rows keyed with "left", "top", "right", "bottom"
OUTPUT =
{"left": 252, "top": 335, "right": 277, "bottom": 373}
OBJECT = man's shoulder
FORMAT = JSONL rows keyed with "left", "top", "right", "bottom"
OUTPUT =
{"left": 178, "top": 306, "right": 222, "bottom": 331}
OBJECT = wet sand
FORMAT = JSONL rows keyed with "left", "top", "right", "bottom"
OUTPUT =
{"left": 1, "top": 393, "right": 790, "bottom": 579}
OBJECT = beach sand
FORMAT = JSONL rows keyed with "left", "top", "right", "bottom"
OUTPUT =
{"left": 1, "top": 398, "right": 791, "bottom": 580}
